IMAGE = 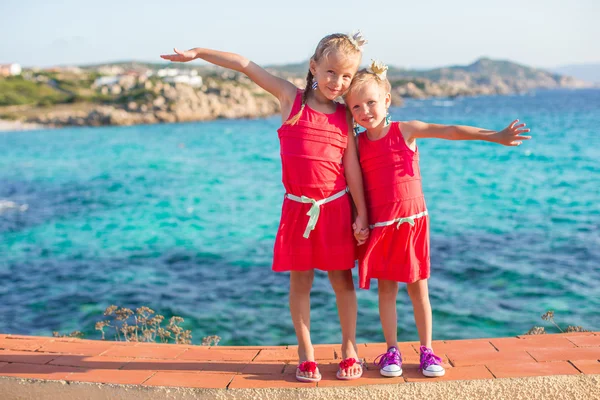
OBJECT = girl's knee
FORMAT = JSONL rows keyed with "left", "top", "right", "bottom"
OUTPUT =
{"left": 328, "top": 270, "right": 354, "bottom": 292}
{"left": 291, "top": 271, "right": 314, "bottom": 291}
{"left": 407, "top": 279, "right": 429, "bottom": 301}
{"left": 378, "top": 280, "right": 399, "bottom": 296}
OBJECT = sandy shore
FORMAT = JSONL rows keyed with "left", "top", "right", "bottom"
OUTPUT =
{"left": 0, "top": 119, "right": 47, "bottom": 132}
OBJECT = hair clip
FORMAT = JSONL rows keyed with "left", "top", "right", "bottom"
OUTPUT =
{"left": 368, "top": 59, "right": 388, "bottom": 80}
{"left": 348, "top": 30, "right": 368, "bottom": 51}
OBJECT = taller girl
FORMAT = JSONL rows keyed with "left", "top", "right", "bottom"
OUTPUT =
{"left": 161, "top": 33, "right": 369, "bottom": 382}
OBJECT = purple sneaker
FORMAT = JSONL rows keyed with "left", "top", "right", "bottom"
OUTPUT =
{"left": 419, "top": 346, "right": 445, "bottom": 377}
{"left": 374, "top": 346, "right": 403, "bottom": 377}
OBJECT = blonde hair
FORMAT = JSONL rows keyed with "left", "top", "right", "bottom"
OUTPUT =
{"left": 345, "top": 59, "right": 392, "bottom": 101}
{"left": 286, "top": 32, "right": 366, "bottom": 125}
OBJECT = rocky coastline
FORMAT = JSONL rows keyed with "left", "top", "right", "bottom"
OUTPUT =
{"left": 0, "top": 58, "right": 593, "bottom": 130}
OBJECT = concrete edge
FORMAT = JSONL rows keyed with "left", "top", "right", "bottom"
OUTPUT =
{"left": 1, "top": 374, "right": 599, "bottom": 400}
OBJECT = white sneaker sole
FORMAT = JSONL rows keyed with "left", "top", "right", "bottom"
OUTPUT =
{"left": 422, "top": 369, "right": 445, "bottom": 377}
{"left": 380, "top": 368, "right": 403, "bottom": 377}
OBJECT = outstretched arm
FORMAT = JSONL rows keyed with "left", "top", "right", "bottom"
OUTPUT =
{"left": 401, "top": 119, "right": 531, "bottom": 146}
{"left": 160, "top": 48, "right": 297, "bottom": 109}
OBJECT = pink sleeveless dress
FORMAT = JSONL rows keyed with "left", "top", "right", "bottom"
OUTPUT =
{"left": 357, "top": 122, "right": 430, "bottom": 289}
{"left": 272, "top": 90, "right": 356, "bottom": 272}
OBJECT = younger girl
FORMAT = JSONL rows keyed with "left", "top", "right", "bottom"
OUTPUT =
{"left": 160, "top": 33, "right": 370, "bottom": 382}
{"left": 344, "top": 61, "right": 531, "bottom": 378}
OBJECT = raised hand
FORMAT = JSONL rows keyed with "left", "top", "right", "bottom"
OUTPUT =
{"left": 160, "top": 48, "right": 197, "bottom": 63}
{"left": 494, "top": 119, "right": 532, "bottom": 146}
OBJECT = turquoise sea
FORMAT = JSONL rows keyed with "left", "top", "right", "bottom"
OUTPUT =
{"left": 1, "top": 89, "right": 599, "bottom": 345}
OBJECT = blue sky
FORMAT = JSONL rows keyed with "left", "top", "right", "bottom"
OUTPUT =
{"left": 1, "top": 0, "right": 598, "bottom": 69}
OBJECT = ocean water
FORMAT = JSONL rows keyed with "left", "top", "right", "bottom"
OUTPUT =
{"left": 1, "top": 89, "right": 599, "bottom": 346}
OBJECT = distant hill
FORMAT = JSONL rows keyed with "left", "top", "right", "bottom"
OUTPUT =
{"left": 3, "top": 57, "right": 595, "bottom": 129}
{"left": 78, "top": 58, "right": 592, "bottom": 90}
{"left": 78, "top": 61, "right": 217, "bottom": 74}
{"left": 551, "top": 63, "right": 600, "bottom": 84}
{"left": 265, "top": 61, "right": 308, "bottom": 76}
{"left": 267, "top": 57, "right": 589, "bottom": 89}
{"left": 387, "top": 57, "right": 557, "bottom": 80}
{"left": 69, "top": 57, "right": 591, "bottom": 103}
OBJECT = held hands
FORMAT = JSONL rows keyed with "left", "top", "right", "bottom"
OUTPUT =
{"left": 493, "top": 119, "right": 532, "bottom": 146}
{"left": 352, "top": 215, "right": 370, "bottom": 246}
{"left": 160, "top": 48, "right": 197, "bottom": 63}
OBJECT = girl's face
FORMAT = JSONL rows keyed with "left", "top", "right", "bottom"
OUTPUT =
{"left": 346, "top": 81, "right": 391, "bottom": 131}
{"left": 310, "top": 51, "right": 360, "bottom": 100}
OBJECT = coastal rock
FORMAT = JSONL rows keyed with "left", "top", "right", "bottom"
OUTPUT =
{"left": 24, "top": 82, "right": 280, "bottom": 128}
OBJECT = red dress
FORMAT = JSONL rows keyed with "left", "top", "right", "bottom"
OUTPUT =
{"left": 272, "top": 90, "right": 356, "bottom": 271}
{"left": 357, "top": 122, "right": 430, "bottom": 289}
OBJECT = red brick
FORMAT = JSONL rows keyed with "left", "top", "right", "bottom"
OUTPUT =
{"left": 517, "top": 332, "right": 596, "bottom": 339}
{"left": 240, "top": 362, "right": 287, "bottom": 375}
{"left": 37, "top": 341, "right": 113, "bottom": 356}
{"left": 189, "top": 362, "right": 247, "bottom": 374}
{"left": 317, "top": 368, "right": 404, "bottom": 387}
{"left": 5, "top": 334, "right": 53, "bottom": 340}
{"left": 122, "top": 358, "right": 240, "bottom": 373}
{"left": 448, "top": 349, "right": 535, "bottom": 367}
{"left": 567, "top": 335, "right": 600, "bottom": 347}
{"left": 488, "top": 361, "right": 580, "bottom": 379}
{"left": 403, "top": 364, "right": 494, "bottom": 382}
{"left": 177, "top": 348, "right": 258, "bottom": 362}
{"left": 217, "top": 345, "right": 282, "bottom": 350}
{"left": 490, "top": 336, "right": 576, "bottom": 352}
{"left": 0, "top": 363, "right": 80, "bottom": 380}
{"left": 229, "top": 372, "right": 316, "bottom": 389}
{"left": 143, "top": 371, "right": 234, "bottom": 388}
{"left": 312, "top": 344, "right": 338, "bottom": 361}
{"left": 0, "top": 338, "right": 47, "bottom": 351}
{"left": 0, "top": 349, "right": 59, "bottom": 365}
{"left": 429, "top": 339, "right": 496, "bottom": 356}
{"left": 282, "top": 344, "right": 338, "bottom": 361}
{"left": 570, "top": 360, "right": 600, "bottom": 374}
{"left": 49, "top": 355, "right": 133, "bottom": 369}
{"left": 131, "top": 341, "right": 188, "bottom": 347}
{"left": 102, "top": 344, "right": 187, "bottom": 359}
{"left": 253, "top": 348, "right": 297, "bottom": 362}
{"left": 529, "top": 347, "right": 600, "bottom": 362}
{"left": 66, "top": 368, "right": 155, "bottom": 385}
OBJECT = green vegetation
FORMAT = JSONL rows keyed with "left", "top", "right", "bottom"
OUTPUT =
{"left": 0, "top": 72, "right": 158, "bottom": 108}
{"left": 390, "top": 78, "right": 426, "bottom": 90}
{"left": 0, "top": 76, "right": 70, "bottom": 106}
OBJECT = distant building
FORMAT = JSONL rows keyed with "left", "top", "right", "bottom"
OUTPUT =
{"left": 97, "top": 65, "right": 125, "bottom": 76}
{"left": 157, "top": 68, "right": 180, "bottom": 78}
{"left": 93, "top": 76, "right": 120, "bottom": 88}
{"left": 0, "top": 63, "right": 22, "bottom": 77}
{"left": 157, "top": 68, "right": 202, "bottom": 87}
{"left": 163, "top": 75, "right": 203, "bottom": 87}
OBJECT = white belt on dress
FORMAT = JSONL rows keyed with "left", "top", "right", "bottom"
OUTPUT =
{"left": 369, "top": 210, "right": 428, "bottom": 229}
{"left": 285, "top": 188, "right": 349, "bottom": 239}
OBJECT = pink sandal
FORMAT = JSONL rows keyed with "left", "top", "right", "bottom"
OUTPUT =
{"left": 295, "top": 361, "right": 321, "bottom": 383}
{"left": 336, "top": 357, "right": 363, "bottom": 380}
